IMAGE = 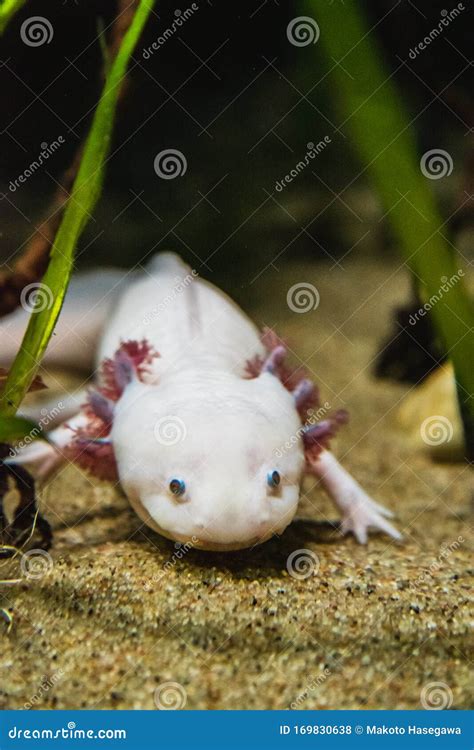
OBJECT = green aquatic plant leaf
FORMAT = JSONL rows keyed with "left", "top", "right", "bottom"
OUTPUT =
{"left": 306, "top": 1, "right": 474, "bottom": 455}
{"left": 0, "top": 0, "right": 155, "bottom": 415}
{"left": 0, "top": 415, "right": 42, "bottom": 443}
{"left": 0, "top": 0, "right": 27, "bottom": 35}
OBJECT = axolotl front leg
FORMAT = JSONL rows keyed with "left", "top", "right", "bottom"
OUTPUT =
{"left": 262, "top": 341, "right": 402, "bottom": 544}
{"left": 307, "top": 449, "right": 402, "bottom": 544}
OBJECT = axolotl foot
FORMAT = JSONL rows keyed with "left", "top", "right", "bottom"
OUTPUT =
{"left": 338, "top": 492, "right": 401, "bottom": 545}
{"left": 308, "top": 450, "right": 402, "bottom": 544}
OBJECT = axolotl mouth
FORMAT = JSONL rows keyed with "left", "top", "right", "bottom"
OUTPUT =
{"left": 127, "top": 492, "right": 290, "bottom": 551}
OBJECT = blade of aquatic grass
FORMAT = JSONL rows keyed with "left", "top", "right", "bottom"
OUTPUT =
{"left": 306, "top": 1, "right": 474, "bottom": 455}
{"left": 0, "top": 0, "right": 27, "bottom": 34}
{"left": 0, "top": 0, "right": 155, "bottom": 415}
{"left": 0, "top": 415, "right": 45, "bottom": 443}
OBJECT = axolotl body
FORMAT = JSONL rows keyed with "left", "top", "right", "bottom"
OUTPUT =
{"left": 6, "top": 253, "right": 401, "bottom": 550}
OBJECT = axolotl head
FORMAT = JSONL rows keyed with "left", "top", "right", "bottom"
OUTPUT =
{"left": 111, "top": 370, "right": 306, "bottom": 551}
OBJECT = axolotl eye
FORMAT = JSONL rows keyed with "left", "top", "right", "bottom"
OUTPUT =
{"left": 267, "top": 470, "right": 281, "bottom": 489}
{"left": 169, "top": 478, "right": 186, "bottom": 498}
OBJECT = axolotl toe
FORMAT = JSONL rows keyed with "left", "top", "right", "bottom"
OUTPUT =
{"left": 5, "top": 252, "right": 401, "bottom": 550}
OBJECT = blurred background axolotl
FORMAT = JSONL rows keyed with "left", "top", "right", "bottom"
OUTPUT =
{"left": 2, "top": 253, "right": 401, "bottom": 551}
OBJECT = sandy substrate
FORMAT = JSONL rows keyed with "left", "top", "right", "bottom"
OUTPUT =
{"left": 1, "top": 259, "right": 472, "bottom": 710}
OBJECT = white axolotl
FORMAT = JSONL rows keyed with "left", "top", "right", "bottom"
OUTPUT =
{"left": 4, "top": 253, "right": 401, "bottom": 551}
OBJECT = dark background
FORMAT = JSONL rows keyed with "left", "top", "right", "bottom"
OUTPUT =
{"left": 1, "top": 0, "right": 472, "bottom": 286}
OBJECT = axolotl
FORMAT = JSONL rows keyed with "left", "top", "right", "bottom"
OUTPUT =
{"left": 5, "top": 253, "right": 401, "bottom": 550}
